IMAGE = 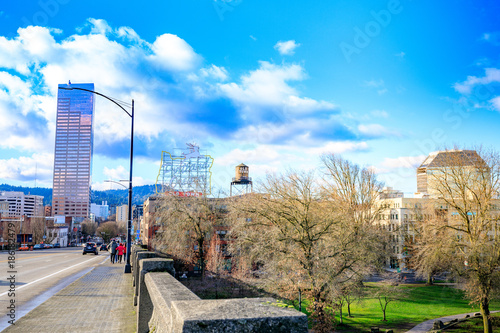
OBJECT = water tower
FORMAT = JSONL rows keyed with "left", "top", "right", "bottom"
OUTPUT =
{"left": 230, "top": 163, "right": 253, "bottom": 196}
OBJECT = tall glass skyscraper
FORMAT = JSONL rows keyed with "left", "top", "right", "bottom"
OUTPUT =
{"left": 52, "top": 83, "right": 95, "bottom": 219}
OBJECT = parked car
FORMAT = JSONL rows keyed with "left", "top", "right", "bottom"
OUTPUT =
{"left": 82, "top": 242, "right": 98, "bottom": 255}
{"left": 19, "top": 244, "right": 29, "bottom": 251}
{"left": 53, "top": 243, "right": 61, "bottom": 248}
{"left": 33, "top": 244, "right": 44, "bottom": 250}
{"left": 44, "top": 244, "right": 53, "bottom": 249}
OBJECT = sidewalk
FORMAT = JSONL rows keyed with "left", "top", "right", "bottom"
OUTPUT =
{"left": 406, "top": 310, "right": 500, "bottom": 332}
{"left": 3, "top": 256, "right": 136, "bottom": 333}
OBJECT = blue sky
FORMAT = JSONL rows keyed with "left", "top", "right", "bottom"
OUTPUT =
{"left": 0, "top": 0, "right": 499, "bottom": 195}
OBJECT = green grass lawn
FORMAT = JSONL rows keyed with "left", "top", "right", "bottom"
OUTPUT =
{"left": 443, "top": 312, "right": 500, "bottom": 333}
{"left": 289, "top": 283, "right": 500, "bottom": 333}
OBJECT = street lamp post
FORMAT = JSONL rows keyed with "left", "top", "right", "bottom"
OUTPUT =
{"left": 59, "top": 84, "right": 134, "bottom": 274}
{"left": 104, "top": 178, "right": 134, "bottom": 249}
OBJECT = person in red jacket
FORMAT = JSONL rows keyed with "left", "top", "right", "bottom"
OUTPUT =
{"left": 116, "top": 243, "right": 126, "bottom": 264}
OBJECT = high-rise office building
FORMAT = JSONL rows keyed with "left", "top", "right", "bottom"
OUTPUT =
{"left": 52, "top": 83, "right": 95, "bottom": 219}
{"left": 0, "top": 191, "right": 44, "bottom": 218}
{"left": 116, "top": 204, "right": 128, "bottom": 223}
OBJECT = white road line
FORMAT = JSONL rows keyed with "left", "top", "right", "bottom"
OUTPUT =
{"left": 98, "top": 255, "right": 109, "bottom": 265}
{"left": 0, "top": 256, "right": 101, "bottom": 297}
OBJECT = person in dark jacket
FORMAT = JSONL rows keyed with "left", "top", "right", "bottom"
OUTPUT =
{"left": 110, "top": 240, "right": 118, "bottom": 264}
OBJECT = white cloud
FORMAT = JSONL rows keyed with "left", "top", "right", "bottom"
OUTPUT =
{"left": 220, "top": 61, "right": 304, "bottom": 105}
{"left": 358, "top": 124, "right": 399, "bottom": 138}
{"left": 374, "top": 155, "right": 426, "bottom": 175}
{"left": 0, "top": 20, "right": 213, "bottom": 159}
{"left": 274, "top": 40, "right": 300, "bottom": 55}
{"left": 490, "top": 96, "right": 500, "bottom": 111}
{"left": 216, "top": 145, "right": 307, "bottom": 184}
{"left": 231, "top": 114, "right": 351, "bottom": 146}
{"left": 218, "top": 145, "right": 283, "bottom": 166}
{"left": 370, "top": 110, "right": 389, "bottom": 118}
{"left": 0, "top": 18, "right": 365, "bottom": 186}
{"left": 481, "top": 32, "right": 500, "bottom": 46}
{"left": 0, "top": 153, "right": 53, "bottom": 186}
{"left": 87, "top": 18, "right": 113, "bottom": 35}
{"left": 0, "top": 20, "right": 342, "bottom": 165}
{"left": 149, "top": 33, "right": 200, "bottom": 71}
{"left": 0, "top": 26, "right": 58, "bottom": 75}
{"left": 363, "top": 79, "right": 388, "bottom": 95}
{"left": 380, "top": 155, "right": 426, "bottom": 169}
{"left": 200, "top": 65, "right": 228, "bottom": 81}
{"left": 364, "top": 79, "right": 385, "bottom": 88}
{"left": 218, "top": 61, "right": 335, "bottom": 122}
{"left": 474, "top": 57, "right": 491, "bottom": 67}
{"left": 216, "top": 143, "right": 330, "bottom": 183}
{"left": 307, "top": 141, "right": 369, "bottom": 155}
{"left": 284, "top": 96, "right": 336, "bottom": 115}
{"left": 103, "top": 165, "right": 128, "bottom": 181}
{"left": 0, "top": 71, "right": 54, "bottom": 151}
{"left": 454, "top": 68, "right": 500, "bottom": 94}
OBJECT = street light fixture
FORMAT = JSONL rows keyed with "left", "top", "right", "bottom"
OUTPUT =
{"left": 104, "top": 180, "right": 131, "bottom": 188}
{"left": 104, "top": 179, "right": 133, "bottom": 243}
{"left": 59, "top": 83, "right": 134, "bottom": 274}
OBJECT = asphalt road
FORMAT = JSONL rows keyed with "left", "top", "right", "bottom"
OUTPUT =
{"left": 0, "top": 247, "right": 109, "bottom": 331}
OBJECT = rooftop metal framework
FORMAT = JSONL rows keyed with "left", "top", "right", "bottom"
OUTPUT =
{"left": 155, "top": 144, "right": 214, "bottom": 195}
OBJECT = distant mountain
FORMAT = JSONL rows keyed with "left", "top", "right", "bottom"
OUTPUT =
{"left": 91, "top": 184, "right": 157, "bottom": 206}
{"left": 0, "top": 184, "right": 157, "bottom": 207}
{"left": 0, "top": 184, "right": 53, "bottom": 205}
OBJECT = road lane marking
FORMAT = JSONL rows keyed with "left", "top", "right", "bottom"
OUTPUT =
{"left": 98, "top": 255, "right": 109, "bottom": 265}
{"left": 0, "top": 256, "right": 101, "bottom": 297}
{"left": 0, "top": 252, "right": 76, "bottom": 263}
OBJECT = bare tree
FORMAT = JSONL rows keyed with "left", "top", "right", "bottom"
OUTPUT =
{"left": 372, "top": 281, "right": 408, "bottom": 321}
{"left": 229, "top": 156, "right": 385, "bottom": 332}
{"left": 116, "top": 221, "right": 127, "bottom": 237}
{"left": 205, "top": 234, "right": 229, "bottom": 298}
{"left": 410, "top": 204, "right": 451, "bottom": 284}
{"left": 30, "top": 217, "right": 46, "bottom": 244}
{"left": 96, "top": 222, "right": 118, "bottom": 241}
{"left": 81, "top": 221, "right": 98, "bottom": 238}
{"left": 330, "top": 277, "right": 365, "bottom": 324}
{"left": 155, "top": 193, "right": 226, "bottom": 278}
{"left": 320, "top": 154, "right": 387, "bottom": 275}
{"left": 420, "top": 148, "right": 500, "bottom": 333}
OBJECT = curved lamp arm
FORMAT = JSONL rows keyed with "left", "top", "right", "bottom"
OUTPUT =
{"left": 58, "top": 86, "right": 132, "bottom": 118}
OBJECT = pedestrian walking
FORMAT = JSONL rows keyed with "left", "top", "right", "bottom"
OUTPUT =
{"left": 110, "top": 240, "right": 118, "bottom": 264}
{"left": 117, "top": 243, "right": 126, "bottom": 264}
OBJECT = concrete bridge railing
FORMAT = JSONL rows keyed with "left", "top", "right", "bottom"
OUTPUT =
{"left": 130, "top": 245, "right": 308, "bottom": 333}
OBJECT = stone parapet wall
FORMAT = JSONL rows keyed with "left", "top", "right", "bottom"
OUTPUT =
{"left": 146, "top": 272, "right": 201, "bottom": 333}
{"left": 134, "top": 257, "right": 308, "bottom": 333}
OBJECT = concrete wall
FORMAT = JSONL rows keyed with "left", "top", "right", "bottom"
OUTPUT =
{"left": 131, "top": 246, "right": 308, "bottom": 333}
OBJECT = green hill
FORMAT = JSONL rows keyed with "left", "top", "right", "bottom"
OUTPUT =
{"left": 0, "top": 184, "right": 157, "bottom": 206}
